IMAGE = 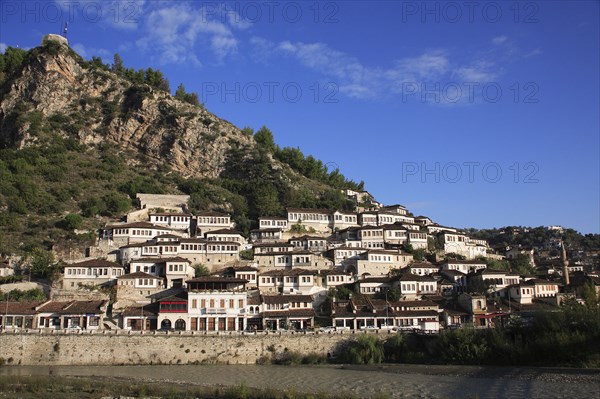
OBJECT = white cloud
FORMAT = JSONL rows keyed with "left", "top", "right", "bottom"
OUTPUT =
{"left": 454, "top": 64, "right": 497, "bottom": 82}
{"left": 524, "top": 48, "right": 543, "bottom": 58}
{"left": 492, "top": 35, "right": 508, "bottom": 45}
{"left": 0, "top": 43, "right": 7, "bottom": 54}
{"left": 249, "top": 37, "right": 513, "bottom": 104}
{"left": 263, "top": 39, "right": 455, "bottom": 100}
{"left": 136, "top": 3, "right": 240, "bottom": 65}
{"left": 396, "top": 51, "right": 450, "bottom": 79}
{"left": 71, "top": 43, "right": 111, "bottom": 60}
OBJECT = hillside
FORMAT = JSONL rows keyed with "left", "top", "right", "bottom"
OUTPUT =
{"left": 0, "top": 38, "right": 361, "bottom": 255}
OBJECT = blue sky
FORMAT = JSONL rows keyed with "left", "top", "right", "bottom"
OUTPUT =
{"left": 1, "top": 1, "right": 599, "bottom": 234}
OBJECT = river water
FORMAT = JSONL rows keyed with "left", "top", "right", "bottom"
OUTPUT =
{"left": 1, "top": 364, "right": 599, "bottom": 398}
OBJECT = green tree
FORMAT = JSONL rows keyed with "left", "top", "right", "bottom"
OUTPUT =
{"left": 111, "top": 53, "right": 124, "bottom": 74}
{"left": 174, "top": 83, "right": 200, "bottom": 106}
{"left": 252, "top": 184, "right": 282, "bottom": 218}
{"left": 344, "top": 335, "right": 385, "bottom": 364}
{"left": 384, "top": 334, "right": 407, "bottom": 363}
{"left": 327, "top": 286, "right": 353, "bottom": 300}
{"left": 90, "top": 56, "right": 108, "bottom": 70}
{"left": 1, "top": 47, "right": 26, "bottom": 75}
{"left": 6, "top": 288, "right": 46, "bottom": 301}
{"left": 510, "top": 254, "right": 535, "bottom": 276}
{"left": 239, "top": 249, "right": 253, "bottom": 260}
{"left": 582, "top": 281, "right": 599, "bottom": 308}
{"left": 175, "top": 83, "right": 187, "bottom": 100}
{"left": 254, "top": 126, "right": 275, "bottom": 153}
{"left": 412, "top": 249, "right": 426, "bottom": 261}
{"left": 241, "top": 126, "right": 254, "bottom": 137}
{"left": 62, "top": 213, "right": 83, "bottom": 230}
{"left": 193, "top": 264, "right": 211, "bottom": 277}
{"left": 29, "top": 248, "right": 56, "bottom": 279}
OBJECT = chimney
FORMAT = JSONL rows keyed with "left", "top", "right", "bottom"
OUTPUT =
{"left": 561, "top": 238, "right": 570, "bottom": 286}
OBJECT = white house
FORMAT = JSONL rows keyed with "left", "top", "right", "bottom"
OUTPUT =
{"left": 195, "top": 211, "right": 235, "bottom": 235}
{"left": 149, "top": 212, "right": 192, "bottom": 232}
{"left": 258, "top": 216, "right": 289, "bottom": 230}
{"left": 286, "top": 208, "right": 333, "bottom": 233}
{"left": 187, "top": 277, "right": 249, "bottom": 332}
{"left": 63, "top": 259, "right": 125, "bottom": 289}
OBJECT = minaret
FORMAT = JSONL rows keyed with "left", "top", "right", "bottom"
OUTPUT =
{"left": 561, "top": 238, "right": 570, "bottom": 286}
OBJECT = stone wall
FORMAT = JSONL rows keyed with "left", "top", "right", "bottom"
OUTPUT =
{"left": 0, "top": 331, "right": 374, "bottom": 366}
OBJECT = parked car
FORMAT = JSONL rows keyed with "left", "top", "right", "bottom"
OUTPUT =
{"left": 379, "top": 324, "right": 396, "bottom": 330}
{"left": 318, "top": 326, "right": 335, "bottom": 333}
{"left": 66, "top": 325, "right": 82, "bottom": 331}
{"left": 359, "top": 325, "right": 378, "bottom": 331}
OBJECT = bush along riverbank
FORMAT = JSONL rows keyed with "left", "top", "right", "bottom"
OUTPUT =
{"left": 331, "top": 301, "right": 600, "bottom": 368}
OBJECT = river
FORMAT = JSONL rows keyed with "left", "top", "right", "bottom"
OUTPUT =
{"left": 1, "top": 364, "right": 599, "bottom": 398}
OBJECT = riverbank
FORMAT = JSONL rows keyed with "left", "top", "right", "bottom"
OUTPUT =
{"left": 1, "top": 364, "right": 599, "bottom": 398}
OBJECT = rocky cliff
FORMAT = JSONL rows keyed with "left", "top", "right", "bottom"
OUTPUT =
{"left": 0, "top": 39, "right": 254, "bottom": 178}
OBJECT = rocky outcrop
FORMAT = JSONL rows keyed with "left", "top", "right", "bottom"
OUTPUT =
{"left": 0, "top": 41, "right": 255, "bottom": 178}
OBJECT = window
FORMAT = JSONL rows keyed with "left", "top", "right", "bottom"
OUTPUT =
{"left": 192, "top": 299, "right": 197, "bottom": 309}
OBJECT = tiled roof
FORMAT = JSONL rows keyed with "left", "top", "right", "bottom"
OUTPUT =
{"left": 205, "top": 229, "right": 244, "bottom": 235}
{"left": 261, "top": 295, "right": 313, "bottom": 304}
{"left": 121, "top": 302, "right": 160, "bottom": 317}
{"left": 117, "top": 271, "right": 162, "bottom": 280}
{"left": 107, "top": 222, "right": 167, "bottom": 229}
{"left": 259, "top": 268, "right": 317, "bottom": 277}
{"left": 388, "top": 300, "right": 438, "bottom": 308}
{"left": 286, "top": 208, "right": 334, "bottom": 214}
{"left": 254, "top": 243, "right": 294, "bottom": 248}
{"left": 397, "top": 273, "right": 437, "bottom": 282}
{"left": 186, "top": 277, "right": 248, "bottom": 284}
{"left": 0, "top": 301, "right": 45, "bottom": 315}
{"left": 157, "top": 292, "right": 188, "bottom": 302}
{"left": 247, "top": 291, "right": 261, "bottom": 305}
{"left": 150, "top": 212, "right": 192, "bottom": 217}
{"left": 65, "top": 259, "right": 123, "bottom": 268}
{"left": 262, "top": 309, "right": 315, "bottom": 318}
{"left": 37, "top": 300, "right": 107, "bottom": 315}
{"left": 130, "top": 257, "right": 191, "bottom": 264}
{"left": 196, "top": 211, "right": 229, "bottom": 217}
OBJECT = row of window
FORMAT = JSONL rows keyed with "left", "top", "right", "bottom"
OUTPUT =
{"left": 334, "top": 215, "right": 357, "bottom": 223}
{"left": 207, "top": 236, "right": 240, "bottom": 242}
{"left": 198, "top": 217, "right": 230, "bottom": 224}
{"left": 260, "top": 220, "right": 288, "bottom": 227}
{"left": 66, "top": 268, "right": 122, "bottom": 276}
{"left": 135, "top": 266, "right": 156, "bottom": 273}
{"left": 143, "top": 246, "right": 178, "bottom": 254}
{"left": 168, "top": 264, "right": 186, "bottom": 272}
{"left": 114, "top": 229, "right": 164, "bottom": 236}
{"left": 265, "top": 302, "right": 309, "bottom": 310}
{"left": 361, "top": 230, "right": 383, "bottom": 237}
{"left": 368, "top": 255, "right": 394, "bottom": 262}
{"left": 289, "top": 213, "right": 331, "bottom": 222}
{"left": 153, "top": 216, "right": 189, "bottom": 222}
{"left": 190, "top": 298, "right": 245, "bottom": 309}
{"left": 181, "top": 244, "right": 204, "bottom": 251}
{"left": 138, "top": 278, "right": 156, "bottom": 286}
{"left": 327, "top": 275, "right": 348, "bottom": 282}
{"left": 207, "top": 245, "right": 239, "bottom": 252}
